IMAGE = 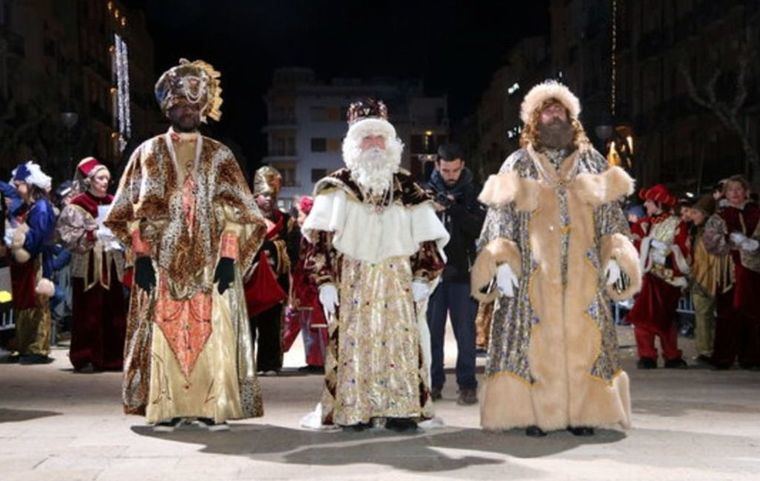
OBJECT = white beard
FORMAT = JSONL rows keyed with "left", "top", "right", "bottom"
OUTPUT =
{"left": 344, "top": 138, "right": 403, "bottom": 195}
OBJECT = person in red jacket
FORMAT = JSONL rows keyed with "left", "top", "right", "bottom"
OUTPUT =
{"left": 703, "top": 175, "right": 760, "bottom": 369}
{"left": 284, "top": 196, "right": 329, "bottom": 373}
{"left": 628, "top": 184, "right": 690, "bottom": 369}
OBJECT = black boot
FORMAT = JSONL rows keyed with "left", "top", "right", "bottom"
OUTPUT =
{"left": 342, "top": 422, "right": 372, "bottom": 432}
{"left": 525, "top": 425, "right": 547, "bottom": 437}
{"left": 663, "top": 357, "right": 688, "bottom": 369}
{"left": 385, "top": 418, "right": 418, "bottom": 432}
{"left": 636, "top": 357, "right": 657, "bottom": 369}
{"left": 567, "top": 426, "right": 595, "bottom": 436}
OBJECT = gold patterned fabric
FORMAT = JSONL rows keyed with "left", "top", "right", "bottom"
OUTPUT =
{"left": 321, "top": 256, "right": 432, "bottom": 425}
{"left": 56, "top": 203, "right": 126, "bottom": 290}
{"left": 105, "top": 130, "right": 266, "bottom": 421}
{"left": 303, "top": 173, "right": 447, "bottom": 426}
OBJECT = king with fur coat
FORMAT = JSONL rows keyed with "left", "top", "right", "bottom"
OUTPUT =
{"left": 471, "top": 81, "right": 641, "bottom": 434}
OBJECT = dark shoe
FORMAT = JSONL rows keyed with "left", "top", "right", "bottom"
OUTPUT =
{"left": 525, "top": 425, "right": 547, "bottom": 437}
{"left": 342, "top": 422, "right": 372, "bottom": 432}
{"left": 297, "top": 364, "right": 325, "bottom": 374}
{"left": 74, "top": 363, "right": 96, "bottom": 373}
{"left": 664, "top": 358, "right": 688, "bottom": 369}
{"left": 695, "top": 354, "right": 713, "bottom": 366}
{"left": 568, "top": 426, "right": 595, "bottom": 436}
{"left": 431, "top": 386, "right": 442, "bottom": 401}
{"left": 196, "top": 417, "right": 230, "bottom": 431}
{"left": 456, "top": 388, "right": 478, "bottom": 406}
{"left": 19, "top": 354, "right": 54, "bottom": 365}
{"left": 636, "top": 357, "right": 657, "bottom": 369}
{"left": 153, "top": 417, "right": 184, "bottom": 432}
{"left": 385, "top": 418, "right": 418, "bottom": 432}
{"left": 712, "top": 363, "right": 732, "bottom": 370}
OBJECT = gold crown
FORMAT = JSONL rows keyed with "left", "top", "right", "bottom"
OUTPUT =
{"left": 346, "top": 98, "right": 388, "bottom": 125}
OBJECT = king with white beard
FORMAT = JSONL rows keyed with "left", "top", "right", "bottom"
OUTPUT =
{"left": 302, "top": 99, "right": 450, "bottom": 432}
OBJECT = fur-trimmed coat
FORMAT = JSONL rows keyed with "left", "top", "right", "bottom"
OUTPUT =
{"left": 471, "top": 143, "right": 641, "bottom": 432}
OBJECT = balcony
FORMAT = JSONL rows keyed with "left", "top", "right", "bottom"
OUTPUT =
{"left": 265, "top": 148, "right": 297, "bottom": 157}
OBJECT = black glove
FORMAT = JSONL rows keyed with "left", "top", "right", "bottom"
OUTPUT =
{"left": 134, "top": 256, "right": 156, "bottom": 293}
{"left": 214, "top": 257, "right": 235, "bottom": 295}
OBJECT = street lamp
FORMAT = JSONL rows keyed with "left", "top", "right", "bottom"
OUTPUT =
{"left": 60, "top": 112, "right": 79, "bottom": 180}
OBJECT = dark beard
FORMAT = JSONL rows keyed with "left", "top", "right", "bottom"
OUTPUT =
{"left": 538, "top": 120, "right": 574, "bottom": 149}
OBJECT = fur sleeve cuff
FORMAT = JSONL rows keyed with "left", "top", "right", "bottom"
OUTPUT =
{"left": 471, "top": 238, "right": 521, "bottom": 302}
{"left": 600, "top": 233, "right": 642, "bottom": 301}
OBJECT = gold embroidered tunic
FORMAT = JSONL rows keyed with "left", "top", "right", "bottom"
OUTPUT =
{"left": 302, "top": 169, "right": 449, "bottom": 426}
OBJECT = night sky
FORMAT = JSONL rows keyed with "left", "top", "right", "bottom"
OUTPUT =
{"left": 122, "top": 0, "right": 550, "bottom": 166}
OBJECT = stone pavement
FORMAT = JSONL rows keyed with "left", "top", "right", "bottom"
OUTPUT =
{"left": 1, "top": 326, "right": 759, "bottom": 481}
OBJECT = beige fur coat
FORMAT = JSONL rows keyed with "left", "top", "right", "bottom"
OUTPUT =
{"left": 471, "top": 143, "right": 641, "bottom": 432}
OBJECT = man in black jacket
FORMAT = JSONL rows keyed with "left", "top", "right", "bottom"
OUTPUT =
{"left": 425, "top": 143, "right": 486, "bottom": 405}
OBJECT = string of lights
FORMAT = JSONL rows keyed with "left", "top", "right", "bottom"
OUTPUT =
{"left": 113, "top": 33, "right": 131, "bottom": 153}
{"left": 611, "top": 0, "right": 617, "bottom": 116}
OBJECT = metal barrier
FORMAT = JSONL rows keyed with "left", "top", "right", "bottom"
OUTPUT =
{"left": 0, "top": 304, "right": 13, "bottom": 331}
{"left": 613, "top": 291, "right": 696, "bottom": 325}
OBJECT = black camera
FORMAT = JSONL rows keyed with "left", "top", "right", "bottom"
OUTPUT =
{"left": 435, "top": 191, "right": 454, "bottom": 209}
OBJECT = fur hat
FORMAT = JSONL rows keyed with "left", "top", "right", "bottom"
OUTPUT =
{"left": 520, "top": 80, "right": 581, "bottom": 124}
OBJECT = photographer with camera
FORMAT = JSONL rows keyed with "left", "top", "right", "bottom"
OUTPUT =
{"left": 425, "top": 143, "right": 486, "bottom": 405}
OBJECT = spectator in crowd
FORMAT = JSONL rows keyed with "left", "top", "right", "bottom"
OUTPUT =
{"left": 49, "top": 181, "right": 75, "bottom": 339}
{"left": 6, "top": 161, "right": 56, "bottom": 364}
{"left": 628, "top": 184, "right": 690, "bottom": 369}
{"left": 703, "top": 175, "right": 760, "bottom": 370}
{"left": 424, "top": 143, "right": 486, "bottom": 405}
{"left": 244, "top": 166, "right": 300, "bottom": 376}
{"left": 285, "top": 195, "right": 329, "bottom": 374}
{"left": 57, "top": 158, "right": 127, "bottom": 372}
{"left": 686, "top": 194, "right": 719, "bottom": 365}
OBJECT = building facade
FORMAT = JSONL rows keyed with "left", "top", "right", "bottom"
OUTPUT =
{"left": 262, "top": 68, "right": 449, "bottom": 204}
{"left": 0, "top": 0, "right": 158, "bottom": 181}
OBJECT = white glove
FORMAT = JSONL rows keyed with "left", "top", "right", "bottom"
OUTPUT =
{"left": 3, "top": 227, "right": 15, "bottom": 247}
{"left": 496, "top": 263, "right": 519, "bottom": 298}
{"left": 741, "top": 238, "right": 760, "bottom": 252}
{"left": 730, "top": 232, "right": 748, "bottom": 245}
{"left": 95, "top": 227, "right": 115, "bottom": 243}
{"left": 319, "top": 283, "right": 339, "bottom": 318}
{"left": 604, "top": 259, "right": 621, "bottom": 286}
{"left": 649, "top": 238, "right": 668, "bottom": 251}
{"left": 411, "top": 280, "right": 430, "bottom": 302}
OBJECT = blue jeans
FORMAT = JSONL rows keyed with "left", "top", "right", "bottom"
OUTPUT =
{"left": 426, "top": 281, "right": 478, "bottom": 390}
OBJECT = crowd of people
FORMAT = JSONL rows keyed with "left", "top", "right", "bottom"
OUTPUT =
{"left": 624, "top": 176, "right": 760, "bottom": 371}
{"left": 1, "top": 59, "right": 757, "bottom": 438}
